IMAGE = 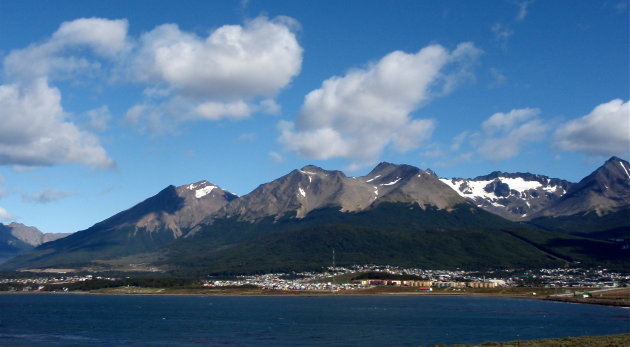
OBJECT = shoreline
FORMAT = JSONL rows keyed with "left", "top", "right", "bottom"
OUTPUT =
{"left": 2, "top": 287, "right": 628, "bottom": 307}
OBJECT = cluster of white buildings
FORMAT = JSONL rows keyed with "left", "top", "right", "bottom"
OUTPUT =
{"left": 517, "top": 268, "right": 628, "bottom": 288}
{"left": 201, "top": 265, "right": 509, "bottom": 291}
{"left": 203, "top": 272, "right": 364, "bottom": 291}
{"left": 1, "top": 265, "right": 626, "bottom": 292}
{"left": 199, "top": 265, "right": 628, "bottom": 292}
{"left": 0, "top": 274, "right": 114, "bottom": 291}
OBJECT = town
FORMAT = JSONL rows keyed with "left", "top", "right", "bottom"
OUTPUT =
{"left": 1, "top": 265, "right": 628, "bottom": 293}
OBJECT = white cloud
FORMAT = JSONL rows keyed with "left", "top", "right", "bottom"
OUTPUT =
{"left": 482, "top": 108, "right": 541, "bottom": 134}
{"left": 554, "top": 99, "right": 630, "bottom": 156}
{"left": 0, "top": 207, "right": 14, "bottom": 221}
{"left": 0, "top": 79, "right": 114, "bottom": 168}
{"left": 124, "top": 95, "right": 282, "bottom": 133}
{"left": 6, "top": 16, "right": 298, "bottom": 140}
{"left": 22, "top": 188, "right": 72, "bottom": 204}
{"left": 279, "top": 43, "right": 481, "bottom": 169}
{"left": 52, "top": 17, "right": 129, "bottom": 56}
{"left": 450, "top": 131, "right": 470, "bottom": 151}
{"left": 268, "top": 151, "right": 285, "bottom": 163}
{"left": 392, "top": 119, "right": 436, "bottom": 152}
{"left": 492, "top": 23, "right": 514, "bottom": 42}
{"left": 477, "top": 117, "right": 547, "bottom": 161}
{"left": 125, "top": 16, "right": 302, "bottom": 129}
{"left": 0, "top": 18, "right": 125, "bottom": 169}
{"left": 444, "top": 108, "right": 547, "bottom": 162}
{"left": 123, "top": 103, "right": 178, "bottom": 135}
{"left": 195, "top": 100, "right": 252, "bottom": 120}
{"left": 84, "top": 105, "right": 112, "bottom": 131}
{"left": 489, "top": 68, "right": 507, "bottom": 87}
{"left": 515, "top": 1, "right": 534, "bottom": 21}
{"left": 3, "top": 18, "right": 128, "bottom": 82}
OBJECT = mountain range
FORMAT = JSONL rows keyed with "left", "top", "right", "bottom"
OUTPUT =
{"left": 441, "top": 156, "right": 630, "bottom": 221}
{"left": 2, "top": 156, "right": 628, "bottom": 274}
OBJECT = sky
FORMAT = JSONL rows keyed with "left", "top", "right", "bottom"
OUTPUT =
{"left": 0, "top": 0, "right": 628, "bottom": 234}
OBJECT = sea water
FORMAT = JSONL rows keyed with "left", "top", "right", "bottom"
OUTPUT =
{"left": 0, "top": 294, "right": 628, "bottom": 346}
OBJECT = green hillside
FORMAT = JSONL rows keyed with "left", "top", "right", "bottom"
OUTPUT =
{"left": 1, "top": 225, "right": 177, "bottom": 270}
{"left": 528, "top": 209, "right": 630, "bottom": 240}
{"left": 4, "top": 202, "right": 627, "bottom": 274}
{"left": 165, "top": 203, "right": 621, "bottom": 275}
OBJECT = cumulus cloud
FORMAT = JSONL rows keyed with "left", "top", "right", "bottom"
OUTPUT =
{"left": 22, "top": 188, "right": 72, "bottom": 204}
{"left": 4, "top": 15, "right": 299, "bottom": 159}
{"left": 482, "top": 108, "right": 540, "bottom": 134}
{"left": 477, "top": 117, "right": 547, "bottom": 161}
{"left": 0, "top": 207, "right": 14, "bottom": 221}
{"left": 472, "top": 108, "right": 547, "bottom": 161}
{"left": 442, "top": 107, "right": 547, "bottom": 162}
{"left": 0, "top": 17, "right": 126, "bottom": 169}
{"left": 554, "top": 99, "right": 630, "bottom": 156}
{"left": 84, "top": 105, "right": 112, "bottom": 131}
{"left": 125, "top": 16, "right": 301, "bottom": 128}
{"left": 132, "top": 16, "right": 301, "bottom": 99}
{"left": 3, "top": 17, "right": 128, "bottom": 82}
{"left": 279, "top": 43, "right": 481, "bottom": 169}
{"left": 124, "top": 96, "right": 281, "bottom": 134}
{"left": 0, "top": 79, "right": 114, "bottom": 168}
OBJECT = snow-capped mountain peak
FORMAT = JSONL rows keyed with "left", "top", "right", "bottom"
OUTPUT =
{"left": 187, "top": 180, "right": 219, "bottom": 199}
{"left": 440, "top": 172, "right": 571, "bottom": 220}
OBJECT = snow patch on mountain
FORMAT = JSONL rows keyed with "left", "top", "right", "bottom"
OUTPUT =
{"left": 299, "top": 170, "right": 317, "bottom": 183}
{"left": 620, "top": 161, "right": 630, "bottom": 180}
{"left": 382, "top": 178, "right": 401, "bottom": 186}
{"left": 365, "top": 175, "right": 381, "bottom": 183}
{"left": 439, "top": 173, "right": 572, "bottom": 221}
{"left": 186, "top": 181, "right": 218, "bottom": 198}
{"left": 194, "top": 185, "right": 216, "bottom": 198}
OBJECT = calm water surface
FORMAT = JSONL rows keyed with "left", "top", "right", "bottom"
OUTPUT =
{"left": 0, "top": 294, "right": 628, "bottom": 346}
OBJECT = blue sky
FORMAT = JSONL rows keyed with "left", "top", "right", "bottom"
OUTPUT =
{"left": 0, "top": 0, "right": 628, "bottom": 234}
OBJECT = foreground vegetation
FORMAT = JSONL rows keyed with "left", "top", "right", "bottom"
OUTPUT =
{"left": 433, "top": 333, "right": 630, "bottom": 347}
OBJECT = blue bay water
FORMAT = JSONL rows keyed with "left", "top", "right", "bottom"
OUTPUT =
{"left": 0, "top": 294, "right": 628, "bottom": 346}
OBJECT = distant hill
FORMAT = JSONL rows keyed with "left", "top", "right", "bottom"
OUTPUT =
{"left": 0, "top": 223, "right": 69, "bottom": 264}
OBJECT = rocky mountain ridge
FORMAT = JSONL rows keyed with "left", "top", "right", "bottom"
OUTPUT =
{"left": 531, "top": 156, "right": 630, "bottom": 218}
{"left": 440, "top": 156, "right": 629, "bottom": 221}
{"left": 207, "top": 162, "right": 465, "bottom": 224}
{"left": 440, "top": 172, "right": 571, "bottom": 221}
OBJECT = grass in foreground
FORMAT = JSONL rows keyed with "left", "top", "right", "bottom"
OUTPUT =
{"left": 432, "top": 333, "right": 630, "bottom": 347}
